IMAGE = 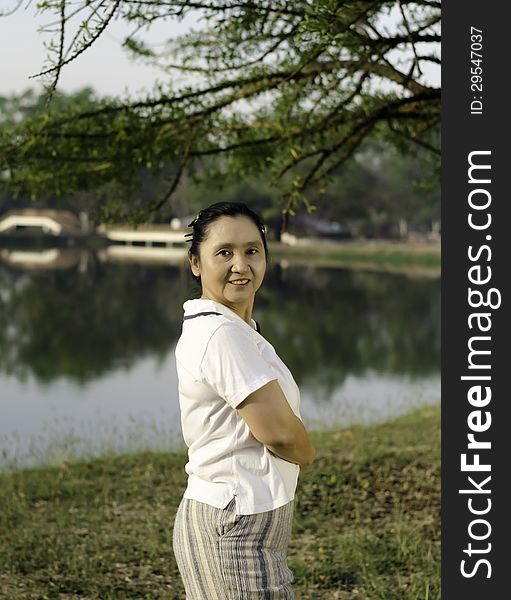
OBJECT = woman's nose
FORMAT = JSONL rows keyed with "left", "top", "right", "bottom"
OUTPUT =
{"left": 231, "top": 254, "right": 249, "bottom": 272}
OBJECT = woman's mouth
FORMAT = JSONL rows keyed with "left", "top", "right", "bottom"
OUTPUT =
{"left": 229, "top": 279, "right": 250, "bottom": 286}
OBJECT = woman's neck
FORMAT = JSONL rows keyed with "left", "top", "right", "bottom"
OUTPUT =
{"left": 201, "top": 294, "right": 254, "bottom": 326}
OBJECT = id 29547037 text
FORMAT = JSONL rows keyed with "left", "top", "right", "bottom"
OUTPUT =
{"left": 470, "top": 26, "right": 484, "bottom": 115}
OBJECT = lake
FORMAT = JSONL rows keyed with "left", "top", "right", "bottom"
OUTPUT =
{"left": 0, "top": 247, "right": 440, "bottom": 470}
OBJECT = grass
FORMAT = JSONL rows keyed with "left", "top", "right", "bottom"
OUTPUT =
{"left": 0, "top": 406, "right": 440, "bottom": 599}
{"left": 268, "top": 240, "right": 441, "bottom": 275}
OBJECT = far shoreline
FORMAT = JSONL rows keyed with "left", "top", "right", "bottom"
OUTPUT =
{"left": 268, "top": 238, "right": 441, "bottom": 277}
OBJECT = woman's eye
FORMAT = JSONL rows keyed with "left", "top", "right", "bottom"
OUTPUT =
{"left": 248, "top": 248, "right": 258, "bottom": 254}
{"left": 218, "top": 250, "right": 231, "bottom": 256}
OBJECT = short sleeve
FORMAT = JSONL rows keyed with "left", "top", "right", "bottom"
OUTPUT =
{"left": 201, "top": 323, "right": 277, "bottom": 408}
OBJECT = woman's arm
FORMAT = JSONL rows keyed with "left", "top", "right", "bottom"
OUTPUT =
{"left": 236, "top": 380, "right": 316, "bottom": 468}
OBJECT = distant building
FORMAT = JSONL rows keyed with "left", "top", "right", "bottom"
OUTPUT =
{"left": 96, "top": 223, "right": 188, "bottom": 247}
{"left": 0, "top": 209, "right": 84, "bottom": 237}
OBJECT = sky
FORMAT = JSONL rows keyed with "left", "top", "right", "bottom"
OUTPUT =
{"left": 1, "top": 2, "right": 201, "bottom": 97}
{"left": 1, "top": 2, "right": 440, "bottom": 98}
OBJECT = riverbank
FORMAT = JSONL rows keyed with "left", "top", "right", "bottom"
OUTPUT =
{"left": 0, "top": 237, "right": 440, "bottom": 276}
{"left": 0, "top": 406, "right": 440, "bottom": 599}
{"left": 269, "top": 239, "right": 441, "bottom": 277}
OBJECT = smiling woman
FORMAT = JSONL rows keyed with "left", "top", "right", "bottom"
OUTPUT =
{"left": 172, "top": 201, "right": 315, "bottom": 598}
{"left": 188, "top": 212, "right": 267, "bottom": 323}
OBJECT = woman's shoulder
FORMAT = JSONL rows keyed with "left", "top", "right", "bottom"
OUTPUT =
{"left": 178, "top": 311, "right": 226, "bottom": 345}
{"left": 177, "top": 300, "right": 264, "bottom": 363}
{"left": 178, "top": 321, "right": 259, "bottom": 389}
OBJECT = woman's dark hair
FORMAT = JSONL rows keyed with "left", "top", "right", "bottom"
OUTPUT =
{"left": 185, "top": 201, "right": 270, "bottom": 283}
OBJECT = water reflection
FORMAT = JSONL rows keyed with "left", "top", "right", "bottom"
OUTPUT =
{"left": 259, "top": 265, "right": 439, "bottom": 393}
{"left": 0, "top": 252, "right": 187, "bottom": 382}
{"left": 0, "top": 248, "right": 440, "bottom": 469}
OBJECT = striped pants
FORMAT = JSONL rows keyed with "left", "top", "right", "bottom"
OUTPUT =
{"left": 172, "top": 496, "right": 295, "bottom": 599}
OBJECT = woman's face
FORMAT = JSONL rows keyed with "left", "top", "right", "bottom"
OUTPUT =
{"left": 189, "top": 215, "right": 266, "bottom": 311}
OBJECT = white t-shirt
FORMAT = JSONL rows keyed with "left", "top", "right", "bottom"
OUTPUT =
{"left": 174, "top": 298, "right": 301, "bottom": 515}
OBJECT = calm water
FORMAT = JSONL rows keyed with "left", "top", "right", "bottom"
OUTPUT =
{"left": 0, "top": 247, "right": 440, "bottom": 470}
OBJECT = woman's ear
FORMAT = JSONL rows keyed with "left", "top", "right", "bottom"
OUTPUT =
{"left": 188, "top": 253, "right": 201, "bottom": 277}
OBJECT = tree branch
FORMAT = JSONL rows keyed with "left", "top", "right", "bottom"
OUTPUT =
{"left": 30, "top": 0, "right": 121, "bottom": 81}
{"left": 46, "top": 0, "right": 67, "bottom": 105}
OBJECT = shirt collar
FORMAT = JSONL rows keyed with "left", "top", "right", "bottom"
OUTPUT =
{"left": 183, "top": 298, "right": 258, "bottom": 331}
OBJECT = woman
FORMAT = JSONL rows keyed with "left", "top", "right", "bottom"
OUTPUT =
{"left": 172, "top": 201, "right": 316, "bottom": 599}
